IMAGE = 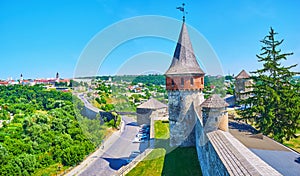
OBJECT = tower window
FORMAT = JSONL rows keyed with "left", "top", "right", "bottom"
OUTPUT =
{"left": 181, "top": 78, "right": 184, "bottom": 86}
{"left": 190, "top": 78, "right": 194, "bottom": 85}
{"left": 201, "top": 77, "right": 204, "bottom": 84}
{"left": 172, "top": 80, "right": 175, "bottom": 87}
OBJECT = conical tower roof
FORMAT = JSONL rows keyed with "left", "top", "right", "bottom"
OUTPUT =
{"left": 201, "top": 94, "right": 228, "bottom": 108}
{"left": 165, "top": 22, "right": 204, "bottom": 75}
{"left": 235, "top": 69, "right": 250, "bottom": 79}
{"left": 137, "top": 98, "right": 167, "bottom": 109}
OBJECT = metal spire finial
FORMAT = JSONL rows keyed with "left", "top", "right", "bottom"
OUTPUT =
{"left": 176, "top": 3, "right": 188, "bottom": 22}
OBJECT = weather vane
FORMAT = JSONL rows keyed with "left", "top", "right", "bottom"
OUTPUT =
{"left": 176, "top": 3, "right": 188, "bottom": 22}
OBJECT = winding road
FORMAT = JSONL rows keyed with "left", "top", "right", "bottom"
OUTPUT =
{"left": 67, "top": 93, "right": 148, "bottom": 176}
{"left": 79, "top": 116, "right": 148, "bottom": 176}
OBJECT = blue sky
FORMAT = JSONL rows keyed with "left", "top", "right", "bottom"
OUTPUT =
{"left": 0, "top": 0, "right": 299, "bottom": 79}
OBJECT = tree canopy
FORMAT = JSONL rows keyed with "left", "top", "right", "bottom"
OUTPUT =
{"left": 0, "top": 85, "right": 100, "bottom": 175}
{"left": 238, "top": 28, "right": 300, "bottom": 142}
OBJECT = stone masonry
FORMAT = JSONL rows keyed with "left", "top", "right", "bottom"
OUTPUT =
{"left": 168, "top": 90, "right": 204, "bottom": 146}
{"left": 165, "top": 21, "right": 205, "bottom": 147}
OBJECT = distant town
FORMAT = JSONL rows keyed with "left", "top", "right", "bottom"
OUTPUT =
{"left": 0, "top": 72, "right": 70, "bottom": 88}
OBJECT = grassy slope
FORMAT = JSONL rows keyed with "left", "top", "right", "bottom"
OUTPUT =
{"left": 154, "top": 120, "right": 170, "bottom": 139}
{"left": 283, "top": 129, "right": 300, "bottom": 153}
{"left": 33, "top": 163, "right": 69, "bottom": 176}
{"left": 127, "top": 121, "right": 202, "bottom": 176}
{"left": 126, "top": 148, "right": 166, "bottom": 176}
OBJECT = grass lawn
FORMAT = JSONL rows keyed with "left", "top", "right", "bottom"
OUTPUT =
{"left": 284, "top": 138, "right": 300, "bottom": 153}
{"left": 33, "top": 163, "right": 69, "bottom": 176}
{"left": 283, "top": 129, "right": 300, "bottom": 153}
{"left": 154, "top": 120, "right": 169, "bottom": 139}
{"left": 126, "top": 148, "right": 166, "bottom": 176}
{"left": 127, "top": 121, "right": 202, "bottom": 176}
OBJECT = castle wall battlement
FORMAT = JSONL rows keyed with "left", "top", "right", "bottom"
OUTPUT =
{"left": 195, "top": 114, "right": 281, "bottom": 176}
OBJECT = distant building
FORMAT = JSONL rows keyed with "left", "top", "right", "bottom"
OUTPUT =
{"left": 56, "top": 72, "right": 60, "bottom": 82}
{"left": 34, "top": 78, "right": 57, "bottom": 85}
{"left": 0, "top": 81, "right": 9, "bottom": 86}
{"left": 20, "top": 74, "right": 23, "bottom": 84}
{"left": 234, "top": 70, "right": 253, "bottom": 102}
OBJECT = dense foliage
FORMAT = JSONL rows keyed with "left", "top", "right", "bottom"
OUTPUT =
{"left": 204, "top": 76, "right": 226, "bottom": 98}
{"left": 0, "top": 85, "right": 97, "bottom": 175}
{"left": 132, "top": 75, "right": 165, "bottom": 86}
{"left": 238, "top": 28, "right": 300, "bottom": 142}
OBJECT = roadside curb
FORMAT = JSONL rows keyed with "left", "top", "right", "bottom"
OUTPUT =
{"left": 65, "top": 128, "right": 122, "bottom": 176}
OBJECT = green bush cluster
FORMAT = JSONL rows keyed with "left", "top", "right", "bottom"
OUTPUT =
{"left": 0, "top": 85, "right": 96, "bottom": 175}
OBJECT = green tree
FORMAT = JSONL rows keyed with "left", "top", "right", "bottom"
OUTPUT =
{"left": 110, "top": 112, "right": 121, "bottom": 129}
{"left": 0, "top": 85, "right": 97, "bottom": 175}
{"left": 238, "top": 28, "right": 300, "bottom": 142}
{"left": 0, "top": 144, "right": 8, "bottom": 165}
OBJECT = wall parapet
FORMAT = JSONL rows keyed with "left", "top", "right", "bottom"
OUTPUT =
{"left": 206, "top": 130, "right": 281, "bottom": 176}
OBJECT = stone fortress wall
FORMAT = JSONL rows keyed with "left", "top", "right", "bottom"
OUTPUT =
{"left": 81, "top": 105, "right": 114, "bottom": 122}
{"left": 168, "top": 90, "right": 204, "bottom": 147}
{"left": 192, "top": 99, "right": 281, "bottom": 176}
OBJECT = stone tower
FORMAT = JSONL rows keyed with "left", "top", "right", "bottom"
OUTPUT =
{"left": 234, "top": 70, "right": 252, "bottom": 102}
{"left": 165, "top": 21, "right": 205, "bottom": 147}
{"left": 201, "top": 94, "right": 229, "bottom": 133}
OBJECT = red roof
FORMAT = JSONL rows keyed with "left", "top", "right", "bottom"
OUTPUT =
{"left": 0, "top": 81, "right": 8, "bottom": 85}
{"left": 60, "top": 79, "right": 70, "bottom": 83}
{"left": 35, "top": 79, "right": 56, "bottom": 83}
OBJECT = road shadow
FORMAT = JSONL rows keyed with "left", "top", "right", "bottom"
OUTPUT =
{"left": 138, "top": 140, "right": 150, "bottom": 152}
{"left": 155, "top": 138, "right": 172, "bottom": 150}
{"left": 295, "top": 157, "right": 300, "bottom": 164}
{"left": 126, "top": 122, "right": 139, "bottom": 126}
{"left": 101, "top": 157, "right": 128, "bottom": 170}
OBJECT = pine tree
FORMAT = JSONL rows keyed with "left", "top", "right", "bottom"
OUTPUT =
{"left": 238, "top": 28, "right": 300, "bottom": 142}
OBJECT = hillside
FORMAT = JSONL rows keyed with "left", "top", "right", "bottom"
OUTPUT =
{"left": 0, "top": 85, "right": 104, "bottom": 175}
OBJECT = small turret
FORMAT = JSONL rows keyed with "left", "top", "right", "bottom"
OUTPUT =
{"left": 201, "top": 94, "right": 229, "bottom": 132}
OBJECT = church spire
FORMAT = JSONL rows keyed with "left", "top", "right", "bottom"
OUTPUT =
{"left": 20, "top": 73, "right": 23, "bottom": 84}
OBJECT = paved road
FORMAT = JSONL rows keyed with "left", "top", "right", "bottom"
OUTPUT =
{"left": 79, "top": 116, "right": 148, "bottom": 176}
{"left": 250, "top": 149, "right": 300, "bottom": 176}
{"left": 229, "top": 121, "right": 300, "bottom": 176}
{"left": 77, "top": 93, "right": 100, "bottom": 113}
{"left": 68, "top": 93, "right": 148, "bottom": 176}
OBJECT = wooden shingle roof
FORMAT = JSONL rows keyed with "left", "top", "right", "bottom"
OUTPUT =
{"left": 165, "top": 22, "right": 204, "bottom": 75}
{"left": 201, "top": 94, "right": 229, "bottom": 108}
{"left": 235, "top": 70, "right": 250, "bottom": 79}
{"left": 137, "top": 98, "right": 167, "bottom": 109}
